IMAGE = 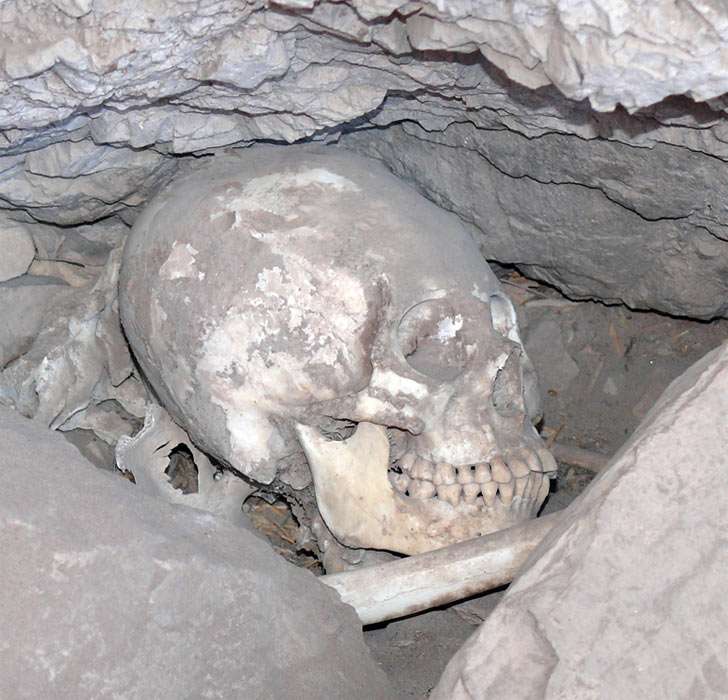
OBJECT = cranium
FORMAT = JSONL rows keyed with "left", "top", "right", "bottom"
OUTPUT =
{"left": 119, "top": 146, "right": 555, "bottom": 557}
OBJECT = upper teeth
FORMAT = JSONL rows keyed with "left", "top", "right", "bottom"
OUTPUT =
{"left": 297, "top": 421, "right": 558, "bottom": 556}
{"left": 389, "top": 447, "right": 555, "bottom": 510}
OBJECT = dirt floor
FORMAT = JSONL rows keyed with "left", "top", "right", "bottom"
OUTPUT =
{"left": 362, "top": 270, "right": 728, "bottom": 698}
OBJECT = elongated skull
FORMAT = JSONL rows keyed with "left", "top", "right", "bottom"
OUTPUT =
{"left": 120, "top": 146, "right": 555, "bottom": 556}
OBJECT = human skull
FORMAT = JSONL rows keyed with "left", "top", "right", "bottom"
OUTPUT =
{"left": 119, "top": 146, "right": 555, "bottom": 556}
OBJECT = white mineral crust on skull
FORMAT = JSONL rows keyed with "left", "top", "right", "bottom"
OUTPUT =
{"left": 120, "top": 146, "right": 556, "bottom": 556}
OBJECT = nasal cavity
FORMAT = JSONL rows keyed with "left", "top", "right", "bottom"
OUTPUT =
{"left": 398, "top": 299, "right": 468, "bottom": 381}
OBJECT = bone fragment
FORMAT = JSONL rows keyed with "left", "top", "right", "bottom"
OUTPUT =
{"left": 116, "top": 404, "right": 253, "bottom": 525}
{"left": 320, "top": 513, "right": 560, "bottom": 625}
{"left": 551, "top": 442, "right": 609, "bottom": 473}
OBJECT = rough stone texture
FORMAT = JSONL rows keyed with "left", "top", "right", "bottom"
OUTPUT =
{"left": 0, "top": 277, "right": 71, "bottom": 367}
{"left": 0, "top": 1, "right": 727, "bottom": 318}
{"left": 342, "top": 123, "right": 728, "bottom": 319}
{"left": 0, "top": 406, "right": 391, "bottom": 699}
{"left": 4, "top": 0, "right": 728, "bottom": 126}
{"left": 0, "top": 215, "right": 35, "bottom": 281}
{"left": 0, "top": 140, "right": 177, "bottom": 225}
{"left": 0, "top": 247, "right": 148, "bottom": 447}
{"left": 432, "top": 341, "right": 728, "bottom": 699}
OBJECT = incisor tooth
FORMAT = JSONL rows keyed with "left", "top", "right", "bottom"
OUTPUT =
{"left": 437, "top": 483, "right": 461, "bottom": 506}
{"left": 490, "top": 457, "right": 512, "bottom": 484}
{"left": 462, "top": 483, "right": 481, "bottom": 504}
{"left": 474, "top": 463, "right": 492, "bottom": 483}
{"left": 410, "top": 457, "right": 434, "bottom": 481}
{"left": 481, "top": 481, "right": 498, "bottom": 506}
{"left": 457, "top": 466, "right": 475, "bottom": 484}
{"left": 433, "top": 462, "right": 456, "bottom": 485}
{"left": 408, "top": 479, "right": 436, "bottom": 499}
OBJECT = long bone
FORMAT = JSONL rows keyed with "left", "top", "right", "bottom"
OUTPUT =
{"left": 319, "top": 512, "right": 559, "bottom": 625}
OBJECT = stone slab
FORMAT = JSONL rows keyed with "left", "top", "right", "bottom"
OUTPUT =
{"left": 0, "top": 407, "right": 391, "bottom": 699}
{"left": 434, "top": 342, "right": 728, "bottom": 699}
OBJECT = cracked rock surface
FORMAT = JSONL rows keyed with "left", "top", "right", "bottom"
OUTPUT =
{"left": 0, "top": 407, "right": 391, "bottom": 700}
{"left": 432, "top": 340, "right": 728, "bottom": 700}
{"left": 0, "top": 1, "right": 727, "bottom": 318}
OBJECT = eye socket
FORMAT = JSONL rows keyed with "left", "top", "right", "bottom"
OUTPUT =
{"left": 398, "top": 299, "right": 469, "bottom": 381}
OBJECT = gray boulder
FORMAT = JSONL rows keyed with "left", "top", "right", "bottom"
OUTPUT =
{"left": 0, "top": 407, "right": 391, "bottom": 699}
{"left": 433, "top": 341, "right": 728, "bottom": 699}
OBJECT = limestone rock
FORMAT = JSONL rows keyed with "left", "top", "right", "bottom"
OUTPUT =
{"left": 0, "top": 216, "right": 34, "bottom": 281}
{"left": 0, "top": 278, "right": 71, "bottom": 368}
{"left": 0, "top": 248, "right": 146, "bottom": 446}
{"left": 0, "top": 141, "right": 178, "bottom": 225}
{"left": 0, "top": 0, "right": 727, "bottom": 317}
{"left": 0, "top": 406, "right": 391, "bottom": 699}
{"left": 4, "top": 0, "right": 728, "bottom": 129}
{"left": 524, "top": 318, "right": 579, "bottom": 395}
{"left": 342, "top": 125, "right": 728, "bottom": 320}
{"left": 432, "top": 341, "right": 728, "bottom": 699}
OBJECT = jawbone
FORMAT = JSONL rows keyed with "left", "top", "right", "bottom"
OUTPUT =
{"left": 296, "top": 422, "right": 555, "bottom": 556}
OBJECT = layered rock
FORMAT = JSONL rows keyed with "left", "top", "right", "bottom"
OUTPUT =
{"left": 342, "top": 121, "right": 728, "bottom": 319}
{"left": 0, "top": 0, "right": 726, "bottom": 320}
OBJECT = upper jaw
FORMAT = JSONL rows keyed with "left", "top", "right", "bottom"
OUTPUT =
{"left": 296, "top": 421, "right": 556, "bottom": 556}
{"left": 390, "top": 445, "right": 554, "bottom": 510}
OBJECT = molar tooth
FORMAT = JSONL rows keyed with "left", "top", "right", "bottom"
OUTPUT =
{"left": 533, "top": 475, "right": 551, "bottom": 512}
{"left": 537, "top": 448, "right": 558, "bottom": 475}
{"left": 490, "top": 456, "right": 512, "bottom": 484}
{"left": 514, "top": 475, "right": 529, "bottom": 501}
{"left": 398, "top": 452, "right": 416, "bottom": 474}
{"left": 410, "top": 457, "right": 434, "bottom": 481}
{"left": 433, "top": 462, "right": 456, "bottom": 485}
{"left": 520, "top": 447, "right": 543, "bottom": 473}
{"left": 481, "top": 481, "right": 498, "bottom": 507}
{"left": 462, "top": 483, "right": 481, "bottom": 504}
{"left": 498, "top": 480, "right": 515, "bottom": 506}
{"left": 456, "top": 466, "right": 475, "bottom": 484}
{"left": 389, "top": 472, "right": 411, "bottom": 494}
{"left": 474, "top": 463, "right": 492, "bottom": 483}
{"left": 436, "top": 483, "right": 462, "bottom": 507}
{"left": 408, "top": 479, "right": 436, "bottom": 499}
{"left": 508, "top": 455, "right": 531, "bottom": 511}
{"left": 522, "top": 470, "right": 538, "bottom": 503}
{"left": 518, "top": 450, "right": 543, "bottom": 503}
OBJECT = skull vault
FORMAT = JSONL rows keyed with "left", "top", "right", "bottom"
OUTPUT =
{"left": 119, "top": 146, "right": 556, "bottom": 558}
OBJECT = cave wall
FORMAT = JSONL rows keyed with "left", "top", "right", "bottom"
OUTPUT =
{"left": 1, "top": 0, "right": 727, "bottom": 319}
